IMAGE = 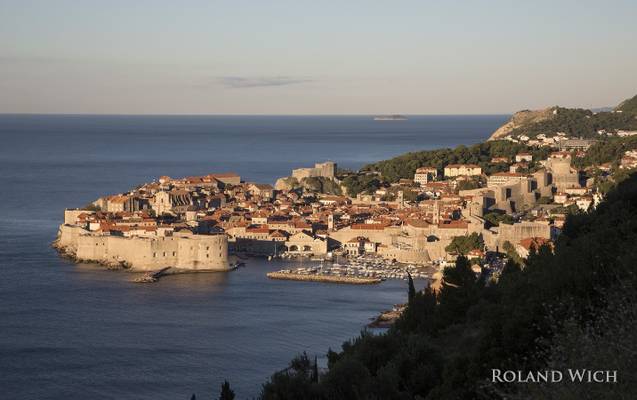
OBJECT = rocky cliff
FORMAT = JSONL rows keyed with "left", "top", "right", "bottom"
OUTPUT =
{"left": 488, "top": 93, "right": 637, "bottom": 141}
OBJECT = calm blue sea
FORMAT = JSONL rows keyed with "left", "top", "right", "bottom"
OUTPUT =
{"left": 0, "top": 115, "right": 508, "bottom": 399}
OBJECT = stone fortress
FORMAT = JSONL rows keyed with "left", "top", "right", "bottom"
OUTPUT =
{"left": 275, "top": 161, "right": 337, "bottom": 191}
{"left": 291, "top": 161, "right": 337, "bottom": 180}
{"left": 55, "top": 211, "right": 229, "bottom": 272}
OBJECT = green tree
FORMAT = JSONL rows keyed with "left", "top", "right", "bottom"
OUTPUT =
{"left": 444, "top": 233, "right": 484, "bottom": 254}
{"left": 219, "top": 380, "right": 235, "bottom": 400}
{"left": 407, "top": 272, "right": 416, "bottom": 304}
{"left": 261, "top": 353, "right": 318, "bottom": 400}
{"left": 341, "top": 174, "right": 383, "bottom": 197}
{"left": 502, "top": 240, "right": 523, "bottom": 265}
{"left": 313, "top": 356, "right": 319, "bottom": 384}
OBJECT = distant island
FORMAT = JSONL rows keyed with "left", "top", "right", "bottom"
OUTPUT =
{"left": 373, "top": 114, "right": 408, "bottom": 121}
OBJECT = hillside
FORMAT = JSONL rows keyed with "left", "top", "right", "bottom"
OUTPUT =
{"left": 361, "top": 140, "right": 550, "bottom": 183}
{"left": 488, "top": 107, "right": 556, "bottom": 140}
{"left": 488, "top": 93, "right": 637, "bottom": 140}
{"left": 616, "top": 94, "right": 637, "bottom": 114}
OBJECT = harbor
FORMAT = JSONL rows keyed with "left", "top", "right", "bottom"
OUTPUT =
{"left": 267, "top": 256, "right": 432, "bottom": 285}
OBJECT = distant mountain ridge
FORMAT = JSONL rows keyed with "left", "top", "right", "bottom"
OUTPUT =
{"left": 488, "top": 93, "right": 637, "bottom": 140}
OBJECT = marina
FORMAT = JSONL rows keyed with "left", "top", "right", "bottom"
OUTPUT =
{"left": 268, "top": 256, "right": 432, "bottom": 285}
{"left": 266, "top": 271, "right": 381, "bottom": 285}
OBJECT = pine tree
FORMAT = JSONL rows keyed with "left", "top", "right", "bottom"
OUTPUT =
{"left": 408, "top": 272, "right": 416, "bottom": 304}
{"left": 219, "top": 380, "right": 235, "bottom": 400}
{"left": 312, "top": 355, "right": 319, "bottom": 383}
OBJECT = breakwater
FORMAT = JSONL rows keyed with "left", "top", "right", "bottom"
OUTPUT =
{"left": 266, "top": 271, "right": 381, "bottom": 285}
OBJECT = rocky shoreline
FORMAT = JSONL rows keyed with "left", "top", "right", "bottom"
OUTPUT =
{"left": 368, "top": 304, "right": 406, "bottom": 328}
{"left": 51, "top": 238, "right": 131, "bottom": 270}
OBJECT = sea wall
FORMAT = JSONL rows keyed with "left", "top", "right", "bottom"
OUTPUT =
{"left": 56, "top": 225, "right": 229, "bottom": 271}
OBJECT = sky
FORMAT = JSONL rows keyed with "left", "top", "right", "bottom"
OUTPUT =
{"left": 1, "top": 0, "right": 636, "bottom": 114}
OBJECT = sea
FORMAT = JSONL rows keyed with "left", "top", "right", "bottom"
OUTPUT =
{"left": 0, "top": 114, "right": 508, "bottom": 399}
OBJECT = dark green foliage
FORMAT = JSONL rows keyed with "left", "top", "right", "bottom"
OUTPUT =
{"left": 550, "top": 204, "right": 581, "bottom": 215}
{"left": 341, "top": 174, "right": 384, "bottom": 196}
{"left": 502, "top": 240, "right": 523, "bottom": 265}
{"left": 312, "top": 356, "right": 319, "bottom": 384}
{"left": 573, "top": 135, "right": 637, "bottom": 169}
{"left": 508, "top": 105, "right": 637, "bottom": 139}
{"left": 83, "top": 203, "right": 101, "bottom": 211}
{"left": 500, "top": 258, "right": 521, "bottom": 276}
{"left": 363, "top": 141, "right": 549, "bottom": 182}
{"left": 456, "top": 178, "right": 481, "bottom": 191}
{"left": 260, "top": 172, "right": 637, "bottom": 400}
{"left": 483, "top": 210, "right": 514, "bottom": 227}
{"left": 434, "top": 256, "right": 486, "bottom": 330}
{"left": 395, "top": 284, "right": 437, "bottom": 335}
{"left": 219, "top": 380, "right": 235, "bottom": 400}
{"left": 444, "top": 232, "right": 484, "bottom": 254}
{"left": 407, "top": 273, "right": 416, "bottom": 304}
{"left": 261, "top": 353, "right": 320, "bottom": 400}
{"left": 301, "top": 177, "right": 342, "bottom": 195}
{"left": 520, "top": 289, "right": 637, "bottom": 400}
{"left": 616, "top": 93, "right": 637, "bottom": 113}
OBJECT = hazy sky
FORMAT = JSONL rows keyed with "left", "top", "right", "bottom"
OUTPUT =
{"left": 1, "top": 0, "right": 636, "bottom": 114}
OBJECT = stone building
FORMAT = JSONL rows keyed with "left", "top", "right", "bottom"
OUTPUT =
{"left": 545, "top": 155, "right": 581, "bottom": 191}
{"left": 152, "top": 190, "right": 192, "bottom": 216}
{"left": 414, "top": 167, "right": 438, "bottom": 187}
{"left": 444, "top": 164, "right": 482, "bottom": 177}
{"left": 487, "top": 172, "right": 529, "bottom": 187}
{"left": 285, "top": 231, "right": 328, "bottom": 255}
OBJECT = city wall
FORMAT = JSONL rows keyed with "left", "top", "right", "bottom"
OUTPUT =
{"left": 490, "top": 221, "right": 551, "bottom": 249}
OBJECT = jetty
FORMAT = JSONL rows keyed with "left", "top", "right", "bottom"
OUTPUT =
{"left": 133, "top": 267, "right": 171, "bottom": 283}
{"left": 267, "top": 271, "right": 381, "bottom": 285}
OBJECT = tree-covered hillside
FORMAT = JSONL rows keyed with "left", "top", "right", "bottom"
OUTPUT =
{"left": 362, "top": 140, "right": 549, "bottom": 183}
{"left": 490, "top": 94, "right": 637, "bottom": 140}
{"left": 505, "top": 106, "right": 637, "bottom": 139}
{"left": 259, "top": 172, "right": 637, "bottom": 400}
{"left": 616, "top": 94, "right": 637, "bottom": 114}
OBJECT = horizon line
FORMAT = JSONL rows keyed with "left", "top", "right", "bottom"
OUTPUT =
{"left": 0, "top": 112, "right": 513, "bottom": 117}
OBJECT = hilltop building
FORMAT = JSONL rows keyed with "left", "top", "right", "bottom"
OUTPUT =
{"left": 414, "top": 167, "right": 438, "bottom": 187}
{"left": 444, "top": 164, "right": 482, "bottom": 177}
